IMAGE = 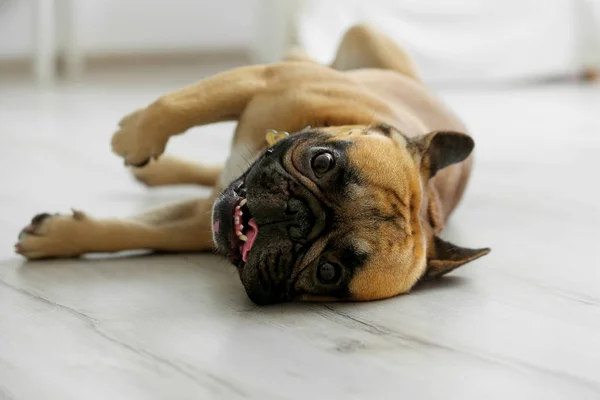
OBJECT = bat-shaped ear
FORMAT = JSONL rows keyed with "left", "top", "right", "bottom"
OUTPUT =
{"left": 423, "top": 236, "right": 490, "bottom": 280}
{"left": 409, "top": 131, "right": 475, "bottom": 178}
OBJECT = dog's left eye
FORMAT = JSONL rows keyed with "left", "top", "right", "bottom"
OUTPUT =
{"left": 311, "top": 152, "right": 334, "bottom": 177}
{"left": 317, "top": 261, "right": 341, "bottom": 284}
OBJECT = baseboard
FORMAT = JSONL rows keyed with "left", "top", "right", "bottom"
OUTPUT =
{"left": 0, "top": 49, "right": 251, "bottom": 78}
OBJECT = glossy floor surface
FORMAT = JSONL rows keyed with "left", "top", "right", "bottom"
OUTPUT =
{"left": 0, "top": 64, "right": 599, "bottom": 399}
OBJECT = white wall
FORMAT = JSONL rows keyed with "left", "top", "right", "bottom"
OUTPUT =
{"left": 0, "top": 0, "right": 258, "bottom": 60}
{"left": 0, "top": 0, "right": 31, "bottom": 58}
{"left": 293, "top": 0, "right": 599, "bottom": 83}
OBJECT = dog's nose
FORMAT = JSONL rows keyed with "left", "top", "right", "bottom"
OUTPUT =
{"left": 287, "top": 188, "right": 327, "bottom": 243}
{"left": 286, "top": 198, "right": 313, "bottom": 241}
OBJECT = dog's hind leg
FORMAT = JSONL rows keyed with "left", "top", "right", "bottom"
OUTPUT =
{"left": 332, "top": 24, "right": 421, "bottom": 81}
{"left": 284, "top": 47, "right": 318, "bottom": 63}
{"left": 15, "top": 197, "right": 217, "bottom": 259}
{"left": 131, "top": 155, "right": 222, "bottom": 187}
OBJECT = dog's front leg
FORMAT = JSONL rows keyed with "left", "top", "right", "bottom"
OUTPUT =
{"left": 15, "top": 198, "right": 216, "bottom": 259}
{"left": 111, "top": 65, "right": 268, "bottom": 166}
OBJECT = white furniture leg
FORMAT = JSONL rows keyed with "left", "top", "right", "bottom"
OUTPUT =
{"left": 577, "top": 0, "right": 600, "bottom": 79}
{"left": 57, "top": 0, "right": 83, "bottom": 79}
{"left": 32, "top": 0, "right": 57, "bottom": 85}
{"left": 251, "top": 0, "right": 301, "bottom": 64}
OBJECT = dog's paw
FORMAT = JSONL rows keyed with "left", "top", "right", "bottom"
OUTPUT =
{"left": 111, "top": 105, "right": 170, "bottom": 167}
{"left": 15, "top": 210, "right": 92, "bottom": 259}
{"left": 130, "top": 159, "right": 167, "bottom": 187}
{"left": 130, "top": 155, "right": 186, "bottom": 187}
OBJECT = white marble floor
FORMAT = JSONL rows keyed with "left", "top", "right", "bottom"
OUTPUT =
{"left": 0, "top": 64, "right": 599, "bottom": 400}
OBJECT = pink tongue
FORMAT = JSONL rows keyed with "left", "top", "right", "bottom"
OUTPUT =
{"left": 241, "top": 218, "right": 259, "bottom": 262}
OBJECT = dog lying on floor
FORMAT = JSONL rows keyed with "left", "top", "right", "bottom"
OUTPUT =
{"left": 15, "top": 24, "right": 490, "bottom": 304}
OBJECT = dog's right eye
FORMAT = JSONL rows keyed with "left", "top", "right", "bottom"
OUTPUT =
{"left": 311, "top": 152, "right": 334, "bottom": 177}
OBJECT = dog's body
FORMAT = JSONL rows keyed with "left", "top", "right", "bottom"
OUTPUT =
{"left": 15, "top": 25, "right": 489, "bottom": 304}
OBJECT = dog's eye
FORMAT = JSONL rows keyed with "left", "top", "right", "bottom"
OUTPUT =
{"left": 317, "top": 262, "right": 341, "bottom": 284}
{"left": 311, "top": 152, "right": 334, "bottom": 177}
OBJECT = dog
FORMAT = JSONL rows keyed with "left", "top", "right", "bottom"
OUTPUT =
{"left": 15, "top": 24, "right": 490, "bottom": 304}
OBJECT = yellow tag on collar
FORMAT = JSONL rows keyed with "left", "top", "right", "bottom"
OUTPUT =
{"left": 265, "top": 130, "right": 289, "bottom": 147}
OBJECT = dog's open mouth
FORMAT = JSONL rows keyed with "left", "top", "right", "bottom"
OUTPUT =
{"left": 233, "top": 197, "right": 258, "bottom": 263}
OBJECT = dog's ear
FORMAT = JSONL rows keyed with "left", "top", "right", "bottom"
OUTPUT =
{"left": 409, "top": 131, "right": 474, "bottom": 178}
{"left": 424, "top": 236, "right": 490, "bottom": 280}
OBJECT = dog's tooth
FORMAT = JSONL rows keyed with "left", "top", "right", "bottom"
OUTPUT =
{"left": 240, "top": 198, "right": 247, "bottom": 206}
{"left": 239, "top": 234, "right": 248, "bottom": 242}
{"left": 234, "top": 217, "right": 240, "bottom": 225}
{"left": 235, "top": 205, "right": 240, "bottom": 210}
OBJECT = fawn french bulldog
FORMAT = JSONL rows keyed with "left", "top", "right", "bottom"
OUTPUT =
{"left": 15, "top": 24, "right": 489, "bottom": 304}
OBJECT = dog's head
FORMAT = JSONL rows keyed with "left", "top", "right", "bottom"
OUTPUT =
{"left": 212, "top": 125, "right": 489, "bottom": 304}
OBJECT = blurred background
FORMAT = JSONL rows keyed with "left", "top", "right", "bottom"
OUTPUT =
{"left": 0, "top": 0, "right": 598, "bottom": 85}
